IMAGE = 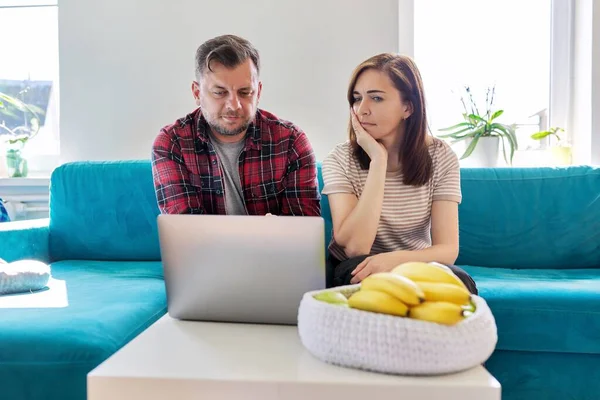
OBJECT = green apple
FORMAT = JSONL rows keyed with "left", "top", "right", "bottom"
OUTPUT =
{"left": 313, "top": 291, "right": 349, "bottom": 306}
{"left": 462, "top": 300, "right": 477, "bottom": 314}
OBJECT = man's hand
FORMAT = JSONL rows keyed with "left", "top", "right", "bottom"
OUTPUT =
{"left": 350, "top": 252, "right": 401, "bottom": 284}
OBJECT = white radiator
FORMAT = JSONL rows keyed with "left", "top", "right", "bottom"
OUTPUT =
{"left": 2, "top": 198, "right": 49, "bottom": 221}
{"left": 0, "top": 179, "right": 50, "bottom": 221}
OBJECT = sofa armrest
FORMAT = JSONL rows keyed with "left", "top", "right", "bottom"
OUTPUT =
{"left": 0, "top": 218, "right": 50, "bottom": 262}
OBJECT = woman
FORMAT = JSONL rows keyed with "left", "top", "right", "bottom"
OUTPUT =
{"left": 322, "top": 53, "right": 477, "bottom": 293}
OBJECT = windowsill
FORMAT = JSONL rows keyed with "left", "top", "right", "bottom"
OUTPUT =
{"left": 0, "top": 177, "right": 50, "bottom": 187}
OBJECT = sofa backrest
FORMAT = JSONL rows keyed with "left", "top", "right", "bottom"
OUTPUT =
{"left": 48, "top": 161, "right": 332, "bottom": 262}
{"left": 456, "top": 166, "right": 600, "bottom": 268}
{"left": 49, "top": 161, "right": 161, "bottom": 261}
{"left": 48, "top": 161, "right": 599, "bottom": 269}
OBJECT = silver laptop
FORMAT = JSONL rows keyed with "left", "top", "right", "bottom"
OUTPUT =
{"left": 157, "top": 214, "right": 325, "bottom": 325}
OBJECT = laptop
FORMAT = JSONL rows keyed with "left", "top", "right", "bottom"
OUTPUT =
{"left": 157, "top": 214, "right": 325, "bottom": 325}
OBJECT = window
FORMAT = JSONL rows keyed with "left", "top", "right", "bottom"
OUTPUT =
{"left": 0, "top": 0, "right": 59, "bottom": 176}
{"left": 414, "top": 0, "right": 554, "bottom": 165}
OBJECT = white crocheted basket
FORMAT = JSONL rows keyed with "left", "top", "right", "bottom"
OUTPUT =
{"left": 298, "top": 285, "right": 498, "bottom": 376}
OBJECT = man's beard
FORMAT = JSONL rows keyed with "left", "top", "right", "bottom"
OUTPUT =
{"left": 205, "top": 112, "right": 252, "bottom": 137}
{"left": 209, "top": 119, "right": 251, "bottom": 136}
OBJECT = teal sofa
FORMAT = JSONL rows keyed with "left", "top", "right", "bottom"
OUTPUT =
{"left": 0, "top": 161, "right": 599, "bottom": 400}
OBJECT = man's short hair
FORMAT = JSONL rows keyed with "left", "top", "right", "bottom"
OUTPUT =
{"left": 195, "top": 34, "right": 260, "bottom": 79}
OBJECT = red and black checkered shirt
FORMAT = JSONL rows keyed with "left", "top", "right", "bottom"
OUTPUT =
{"left": 151, "top": 108, "right": 321, "bottom": 216}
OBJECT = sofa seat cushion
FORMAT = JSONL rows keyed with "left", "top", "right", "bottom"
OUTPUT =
{"left": 0, "top": 260, "right": 166, "bottom": 400}
{"left": 462, "top": 265, "right": 600, "bottom": 354}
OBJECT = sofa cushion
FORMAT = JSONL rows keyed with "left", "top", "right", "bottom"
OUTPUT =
{"left": 49, "top": 161, "right": 161, "bottom": 261}
{"left": 463, "top": 265, "right": 600, "bottom": 354}
{"left": 47, "top": 162, "right": 600, "bottom": 269}
{"left": 49, "top": 161, "right": 334, "bottom": 262}
{"left": 0, "top": 218, "right": 50, "bottom": 263}
{"left": 0, "top": 260, "right": 166, "bottom": 400}
{"left": 486, "top": 349, "right": 600, "bottom": 400}
{"left": 457, "top": 166, "right": 600, "bottom": 269}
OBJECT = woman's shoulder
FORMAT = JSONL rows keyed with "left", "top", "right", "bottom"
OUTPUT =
{"left": 328, "top": 140, "right": 352, "bottom": 156}
{"left": 323, "top": 141, "right": 354, "bottom": 165}
{"left": 429, "top": 135, "right": 451, "bottom": 151}
{"left": 429, "top": 136, "right": 459, "bottom": 164}
{"left": 427, "top": 137, "right": 461, "bottom": 191}
{"left": 322, "top": 141, "right": 365, "bottom": 184}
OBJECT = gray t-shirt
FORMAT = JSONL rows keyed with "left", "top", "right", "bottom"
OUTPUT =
{"left": 209, "top": 133, "right": 247, "bottom": 215}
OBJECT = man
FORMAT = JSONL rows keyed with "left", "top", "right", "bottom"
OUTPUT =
{"left": 152, "top": 34, "right": 321, "bottom": 216}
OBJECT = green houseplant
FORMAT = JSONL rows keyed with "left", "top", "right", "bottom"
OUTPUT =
{"left": 530, "top": 126, "right": 572, "bottom": 165}
{"left": 530, "top": 126, "right": 564, "bottom": 142}
{"left": 438, "top": 86, "right": 518, "bottom": 166}
{"left": 0, "top": 90, "right": 43, "bottom": 178}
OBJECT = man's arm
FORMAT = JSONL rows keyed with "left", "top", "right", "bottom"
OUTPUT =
{"left": 151, "top": 130, "right": 205, "bottom": 214}
{"left": 280, "top": 131, "right": 321, "bottom": 216}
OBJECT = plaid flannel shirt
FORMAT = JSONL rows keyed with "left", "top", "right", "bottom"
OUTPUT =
{"left": 151, "top": 108, "right": 321, "bottom": 216}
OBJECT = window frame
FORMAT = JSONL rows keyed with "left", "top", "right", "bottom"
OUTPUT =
{"left": 0, "top": 1, "right": 59, "bottom": 178}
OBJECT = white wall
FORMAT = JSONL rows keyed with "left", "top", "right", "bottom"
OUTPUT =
{"left": 592, "top": 0, "right": 600, "bottom": 164}
{"left": 59, "top": 0, "right": 415, "bottom": 162}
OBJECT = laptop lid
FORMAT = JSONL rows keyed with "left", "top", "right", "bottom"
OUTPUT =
{"left": 158, "top": 214, "right": 325, "bottom": 325}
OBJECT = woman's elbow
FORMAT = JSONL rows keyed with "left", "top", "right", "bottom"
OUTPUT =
{"left": 343, "top": 242, "right": 372, "bottom": 259}
{"left": 443, "top": 246, "right": 459, "bottom": 265}
{"left": 333, "top": 233, "right": 370, "bottom": 258}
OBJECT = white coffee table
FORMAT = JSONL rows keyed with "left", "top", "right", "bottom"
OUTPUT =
{"left": 88, "top": 315, "right": 501, "bottom": 400}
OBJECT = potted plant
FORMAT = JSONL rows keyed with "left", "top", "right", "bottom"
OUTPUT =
{"left": 0, "top": 90, "right": 43, "bottom": 178}
{"left": 530, "top": 127, "right": 571, "bottom": 166}
{"left": 437, "top": 86, "right": 518, "bottom": 167}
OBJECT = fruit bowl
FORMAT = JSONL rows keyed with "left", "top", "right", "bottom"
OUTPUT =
{"left": 297, "top": 284, "right": 498, "bottom": 376}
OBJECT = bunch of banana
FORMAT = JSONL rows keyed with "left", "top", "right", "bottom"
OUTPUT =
{"left": 344, "top": 262, "right": 476, "bottom": 326}
{"left": 347, "top": 272, "right": 424, "bottom": 317}
{"left": 395, "top": 262, "right": 474, "bottom": 325}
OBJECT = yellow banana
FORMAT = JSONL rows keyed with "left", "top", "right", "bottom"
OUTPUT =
{"left": 348, "top": 289, "right": 409, "bottom": 317}
{"left": 408, "top": 301, "right": 466, "bottom": 325}
{"left": 414, "top": 281, "right": 471, "bottom": 305}
{"left": 429, "top": 261, "right": 453, "bottom": 270}
{"left": 392, "top": 262, "right": 467, "bottom": 290}
{"left": 361, "top": 272, "right": 425, "bottom": 306}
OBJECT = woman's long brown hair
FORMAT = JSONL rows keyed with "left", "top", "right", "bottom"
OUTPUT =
{"left": 348, "top": 53, "right": 432, "bottom": 186}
